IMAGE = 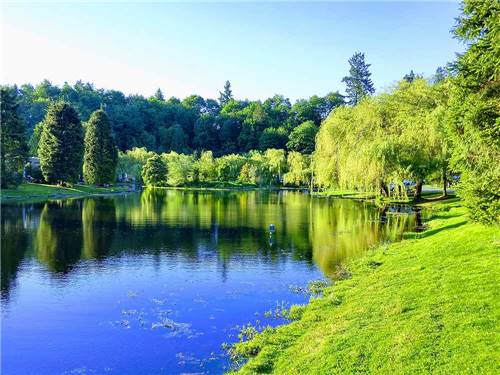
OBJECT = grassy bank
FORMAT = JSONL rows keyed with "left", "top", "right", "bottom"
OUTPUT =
{"left": 0, "top": 183, "right": 135, "bottom": 203}
{"left": 231, "top": 199, "right": 499, "bottom": 374}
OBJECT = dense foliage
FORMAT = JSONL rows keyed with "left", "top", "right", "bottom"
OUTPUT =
{"left": 38, "top": 102, "right": 84, "bottom": 184}
{"left": 0, "top": 87, "right": 28, "bottom": 188}
{"left": 447, "top": 0, "right": 499, "bottom": 224}
{"left": 314, "top": 79, "right": 449, "bottom": 199}
{"left": 83, "top": 110, "right": 118, "bottom": 185}
{"left": 286, "top": 121, "right": 318, "bottom": 154}
{"left": 141, "top": 154, "right": 167, "bottom": 187}
{"left": 4, "top": 80, "right": 343, "bottom": 156}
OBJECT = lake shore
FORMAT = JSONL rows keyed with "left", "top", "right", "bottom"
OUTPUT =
{"left": 0, "top": 183, "right": 137, "bottom": 204}
{"left": 230, "top": 197, "right": 498, "bottom": 374}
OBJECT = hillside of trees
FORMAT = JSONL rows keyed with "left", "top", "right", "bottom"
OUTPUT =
{"left": 10, "top": 79, "right": 344, "bottom": 156}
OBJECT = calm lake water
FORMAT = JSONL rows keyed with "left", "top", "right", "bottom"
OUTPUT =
{"left": 1, "top": 189, "right": 418, "bottom": 374}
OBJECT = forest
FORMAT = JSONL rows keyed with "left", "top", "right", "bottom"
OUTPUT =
{"left": 1, "top": 0, "right": 498, "bottom": 225}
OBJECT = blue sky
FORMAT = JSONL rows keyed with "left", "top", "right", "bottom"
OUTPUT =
{"left": 1, "top": 1, "right": 462, "bottom": 101}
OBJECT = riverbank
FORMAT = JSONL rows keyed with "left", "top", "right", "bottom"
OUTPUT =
{"left": 0, "top": 183, "right": 136, "bottom": 204}
{"left": 230, "top": 198, "right": 498, "bottom": 374}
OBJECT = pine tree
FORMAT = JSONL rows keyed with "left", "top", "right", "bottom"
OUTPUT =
{"left": 83, "top": 109, "right": 118, "bottom": 185}
{"left": 219, "top": 80, "right": 233, "bottom": 106}
{"left": 38, "top": 102, "right": 84, "bottom": 184}
{"left": 342, "top": 52, "right": 375, "bottom": 105}
{"left": 141, "top": 154, "right": 167, "bottom": 186}
{"left": 154, "top": 88, "right": 164, "bottom": 101}
{"left": 1, "top": 87, "right": 28, "bottom": 188}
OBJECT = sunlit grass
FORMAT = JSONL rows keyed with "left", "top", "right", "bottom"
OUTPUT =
{"left": 230, "top": 198, "right": 499, "bottom": 374}
{"left": 1, "top": 182, "right": 132, "bottom": 202}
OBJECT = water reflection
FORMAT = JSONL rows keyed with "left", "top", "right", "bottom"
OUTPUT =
{"left": 1, "top": 189, "right": 416, "bottom": 298}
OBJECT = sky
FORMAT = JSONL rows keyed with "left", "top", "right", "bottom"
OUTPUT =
{"left": 1, "top": 1, "right": 463, "bottom": 101}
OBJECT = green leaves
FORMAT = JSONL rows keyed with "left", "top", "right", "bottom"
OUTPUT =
{"left": 0, "top": 87, "right": 28, "bottom": 188}
{"left": 83, "top": 109, "right": 118, "bottom": 185}
{"left": 38, "top": 102, "right": 83, "bottom": 184}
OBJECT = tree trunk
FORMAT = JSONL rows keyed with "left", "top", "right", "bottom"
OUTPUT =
{"left": 442, "top": 167, "right": 448, "bottom": 197}
{"left": 380, "top": 182, "right": 389, "bottom": 196}
{"left": 414, "top": 179, "right": 423, "bottom": 200}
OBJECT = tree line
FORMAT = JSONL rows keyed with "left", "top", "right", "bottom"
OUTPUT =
{"left": 5, "top": 79, "right": 345, "bottom": 157}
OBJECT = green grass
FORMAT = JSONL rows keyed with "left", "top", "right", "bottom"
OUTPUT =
{"left": 1, "top": 182, "right": 134, "bottom": 203}
{"left": 231, "top": 199, "right": 499, "bottom": 374}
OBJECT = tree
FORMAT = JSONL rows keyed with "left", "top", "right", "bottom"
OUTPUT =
{"left": 29, "top": 121, "right": 44, "bottom": 155}
{"left": 283, "top": 152, "right": 311, "bottom": 187}
{"left": 197, "top": 151, "right": 216, "bottom": 182}
{"left": 403, "top": 70, "right": 422, "bottom": 83}
{"left": 314, "top": 80, "right": 447, "bottom": 197}
{"left": 447, "top": 0, "right": 500, "bottom": 224}
{"left": 219, "top": 81, "right": 233, "bottom": 106}
{"left": 141, "top": 154, "right": 167, "bottom": 186}
{"left": 163, "top": 152, "right": 197, "bottom": 186}
{"left": 83, "top": 109, "right": 118, "bottom": 185}
{"left": 431, "top": 66, "right": 448, "bottom": 84}
{"left": 264, "top": 149, "right": 286, "bottom": 184}
{"left": 154, "top": 88, "right": 164, "bottom": 101}
{"left": 258, "top": 127, "right": 288, "bottom": 151}
{"left": 116, "top": 147, "right": 155, "bottom": 183}
{"left": 1, "top": 87, "right": 28, "bottom": 188}
{"left": 287, "top": 121, "right": 318, "bottom": 154}
{"left": 38, "top": 102, "right": 84, "bottom": 184}
{"left": 342, "top": 52, "right": 375, "bottom": 105}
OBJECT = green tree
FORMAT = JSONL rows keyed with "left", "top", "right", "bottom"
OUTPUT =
{"left": 154, "top": 88, "right": 164, "bottom": 101}
{"left": 283, "top": 151, "right": 311, "bottom": 187}
{"left": 447, "top": 0, "right": 500, "bottom": 224}
{"left": 141, "top": 154, "right": 167, "bottom": 186}
{"left": 403, "top": 70, "right": 422, "bottom": 83}
{"left": 287, "top": 121, "right": 318, "bottom": 154}
{"left": 197, "top": 151, "right": 216, "bottom": 182}
{"left": 29, "top": 121, "right": 44, "bottom": 155}
{"left": 1, "top": 87, "right": 28, "bottom": 188}
{"left": 83, "top": 109, "right": 118, "bottom": 185}
{"left": 342, "top": 52, "right": 375, "bottom": 105}
{"left": 219, "top": 80, "right": 233, "bottom": 106}
{"left": 38, "top": 102, "right": 84, "bottom": 184}
{"left": 258, "top": 127, "right": 288, "bottom": 151}
{"left": 163, "top": 152, "right": 197, "bottom": 186}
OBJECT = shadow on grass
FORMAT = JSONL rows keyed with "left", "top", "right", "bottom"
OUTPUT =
{"left": 418, "top": 220, "right": 468, "bottom": 238}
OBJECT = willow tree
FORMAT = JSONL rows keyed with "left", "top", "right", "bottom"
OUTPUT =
{"left": 314, "top": 80, "right": 449, "bottom": 198}
{"left": 38, "top": 102, "right": 83, "bottom": 184}
{"left": 83, "top": 109, "right": 118, "bottom": 185}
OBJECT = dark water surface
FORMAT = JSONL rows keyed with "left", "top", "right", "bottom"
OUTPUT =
{"left": 1, "top": 189, "right": 418, "bottom": 374}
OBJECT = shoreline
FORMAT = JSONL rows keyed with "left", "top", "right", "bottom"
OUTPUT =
{"left": 229, "top": 197, "right": 497, "bottom": 374}
{"left": 1, "top": 182, "right": 451, "bottom": 205}
{"left": 0, "top": 183, "right": 137, "bottom": 204}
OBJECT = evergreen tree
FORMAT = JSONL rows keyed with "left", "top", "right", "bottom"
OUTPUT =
{"left": 83, "top": 109, "right": 118, "bottom": 185}
{"left": 141, "top": 154, "right": 167, "bottom": 186}
{"left": 447, "top": 0, "right": 500, "bottom": 224}
{"left": 342, "top": 52, "right": 375, "bottom": 105}
{"left": 403, "top": 70, "right": 422, "bottom": 83}
{"left": 219, "top": 80, "right": 233, "bottom": 106}
{"left": 154, "top": 88, "right": 164, "bottom": 101}
{"left": 432, "top": 66, "right": 448, "bottom": 84}
{"left": 38, "top": 102, "right": 84, "bottom": 184}
{"left": 1, "top": 87, "right": 28, "bottom": 188}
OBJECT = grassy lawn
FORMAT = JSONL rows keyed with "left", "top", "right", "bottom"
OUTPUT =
{"left": 231, "top": 199, "right": 499, "bottom": 374}
{"left": 1, "top": 183, "right": 134, "bottom": 203}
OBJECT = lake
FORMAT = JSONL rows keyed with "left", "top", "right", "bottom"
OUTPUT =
{"left": 1, "top": 189, "right": 419, "bottom": 374}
